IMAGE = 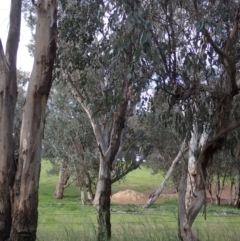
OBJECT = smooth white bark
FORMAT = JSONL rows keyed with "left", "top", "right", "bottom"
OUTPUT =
{"left": 185, "top": 123, "right": 208, "bottom": 210}
{"left": 178, "top": 121, "right": 208, "bottom": 241}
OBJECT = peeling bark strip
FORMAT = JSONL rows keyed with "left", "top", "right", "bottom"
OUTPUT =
{"left": 9, "top": 0, "right": 57, "bottom": 240}
{"left": 142, "top": 139, "right": 188, "bottom": 209}
{"left": 0, "top": 0, "right": 22, "bottom": 240}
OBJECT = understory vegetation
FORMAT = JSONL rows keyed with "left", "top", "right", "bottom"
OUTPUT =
{"left": 37, "top": 161, "right": 240, "bottom": 241}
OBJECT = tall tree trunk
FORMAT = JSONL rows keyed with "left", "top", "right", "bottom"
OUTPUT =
{"left": 94, "top": 156, "right": 112, "bottom": 241}
{"left": 54, "top": 159, "right": 69, "bottom": 199}
{"left": 69, "top": 34, "right": 133, "bottom": 240}
{"left": 142, "top": 139, "right": 187, "bottom": 208}
{"left": 215, "top": 176, "right": 221, "bottom": 206}
{"left": 90, "top": 112, "right": 127, "bottom": 241}
{"left": 74, "top": 161, "right": 85, "bottom": 202}
{"left": 207, "top": 182, "right": 213, "bottom": 204}
{"left": 9, "top": 1, "right": 57, "bottom": 240}
{"left": 85, "top": 171, "right": 94, "bottom": 201}
{"left": 229, "top": 179, "right": 234, "bottom": 205}
{"left": 235, "top": 169, "right": 240, "bottom": 208}
{"left": 178, "top": 4, "right": 240, "bottom": 240}
{"left": 185, "top": 123, "right": 206, "bottom": 210}
{"left": 79, "top": 171, "right": 94, "bottom": 205}
{"left": 0, "top": 0, "right": 22, "bottom": 240}
{"left": 80, "top": 187, "right": 86, "bottom": 204}
{"left": 0, "top": 42, "right": 15, "bottom": 241}
{"left": 178, "top": 122, "right": 208, "bottom": 241}
{"left": 178, "top": 162, "right": 201, "bottom": 241}
{"left": 178, "top": 121, "right": 240, "bottom": 241}
{"left": 215, "top": 173, "right": 226, "bottom": 206}
{"left": 72, "top": 90, "right": 130, "bottom": 241}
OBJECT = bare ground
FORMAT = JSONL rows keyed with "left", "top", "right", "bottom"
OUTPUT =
{"left": 111, "top": 184, "right": 234, "bottom": 205}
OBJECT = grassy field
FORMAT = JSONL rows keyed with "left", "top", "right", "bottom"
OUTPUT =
{"left": 37, "top": 160, "right": 240, "bottom": 241}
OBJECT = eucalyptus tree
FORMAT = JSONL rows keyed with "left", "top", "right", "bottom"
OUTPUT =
{"left": 0, "top": 0, "right": 58, "bottom": 240}
{"left": 180, "top": 3, "right": 240, "bottom": 239}
{"left": 205, "top": 94, "right": 240, "bottom": 206}
{"left": 11, "top": 1, "right": 57, "bottom": 239}
{"left": 223, "top": 119, "right": 240, "bottom": 208}
{"left": 110, "top": 1, "right": 240, "bottom": 240}
{"left": 129, "top": 90, "right": 188, "bottom": 208}
{"left": 145, "top": 1, "right": 240, "bottom": 240}
{"left": 43, "top": 83, "right": 144, "bottom": 202}
{"left": 234, "top": 154, "right": 240, "bottom": 208}
{"left": 43, "top": 85, "right": 99, "bottom": 201}
{"left": 56, "top": 1, "right": 154, "bottom": 239}
{"left": 233, "top": 143, "right": 240, "bottom": 208}
{"left": 0, "top": 0, "right": 22, "bottom": 235}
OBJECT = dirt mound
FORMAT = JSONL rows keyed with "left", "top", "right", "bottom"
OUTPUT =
{"left": 111, "top": 184, "right": 234, "bottom": 205}
{"left": 111, "top": 190, "right": 147, "bottom": 205}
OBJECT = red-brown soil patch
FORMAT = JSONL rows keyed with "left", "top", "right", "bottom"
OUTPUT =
{"left": 111, "top": 184, "right": 235, "bottom": 205}
{"left": 111, "top": 190, "right": 146, "bottom": 205}
{"left": 111, "top": 188, "right": 178, "bottom": 205}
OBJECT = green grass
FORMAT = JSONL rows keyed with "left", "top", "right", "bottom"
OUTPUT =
{"left": 112, "top": 165, "right": 164, "bottom": 193}
{"left": 38, "top": 160, "right": 240, "bottom": 241}
{"left": 39, "top": 160, "right": 80, "bottom": 203}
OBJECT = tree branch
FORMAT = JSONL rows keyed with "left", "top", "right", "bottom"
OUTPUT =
{"left": 67, "top": 74, "right": 86, "bottom": 103}
{"left": 64, "top": 178, "right": 75, "bottom": 189}
{"left": 6, "top": 0, "right": 22, "bottom": 69}
{"left": 207, "top": 120, "right": 240, "bottom": 147}
{"left": 204, "top": 29, "right": 231, "bottom": 61}
{"left": 142, "top": 139, "right": 188, "bottom": 208}
{"left": 111, "top": 160, "right": 141, "bottom": 184}
{"left": 31, "top": 0, "right": 37, "bottom": 6}
{"left": 197, "top": 119, "right": 240, "bottom": 186}
{"left": 68, "top": 74, "right": 105, "bottom": 150}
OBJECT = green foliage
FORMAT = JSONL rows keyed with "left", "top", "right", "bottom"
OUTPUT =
{"left": 44, "top": 84, "right": 98, "bottom": 163}
{"left": 56, "top": 0, "right": 153, "bottom": 115}
{"left": 129, "top": 90, "right": 184, "bottom": 188}
{"left": 39, "top": 160, "right": 77, "bottom": 202}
